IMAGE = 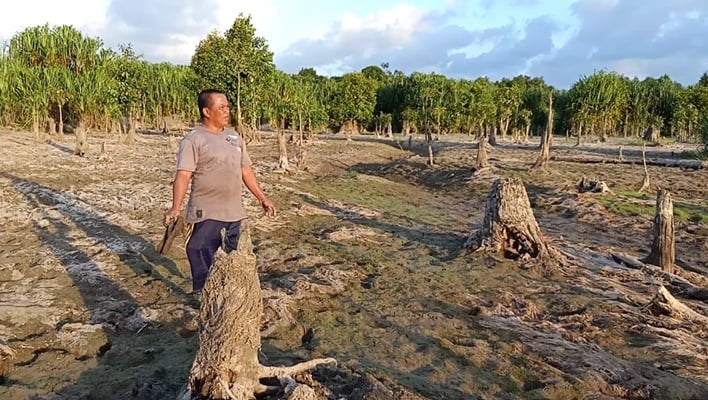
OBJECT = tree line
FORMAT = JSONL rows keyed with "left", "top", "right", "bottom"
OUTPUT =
{"left": 1, "top": 15, "right": 707, "bottom": 148}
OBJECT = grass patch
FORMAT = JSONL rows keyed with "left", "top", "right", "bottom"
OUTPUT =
{"left": 301, "top": 173, "right": 451, "bottom": 226}
{"left": 679, "top": 150, "right": 708, "bottom": 160}
{"left": 599, "top": 190, "right": 708, "bottom": 223}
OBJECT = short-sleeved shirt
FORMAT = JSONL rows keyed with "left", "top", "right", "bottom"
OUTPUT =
{"left": 176, "top": 125, "right": 253, "bottom": 224}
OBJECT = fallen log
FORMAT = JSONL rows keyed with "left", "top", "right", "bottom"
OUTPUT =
{"left": 549, "top": 155, "right": 706, "bottom": 170}
{"left": 644, "top": 286, "right": 708, "bottom": 325}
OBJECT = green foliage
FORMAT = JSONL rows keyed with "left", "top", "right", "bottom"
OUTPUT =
{"left": 1, "top": 19, "right": 707, "bottom": 146}
{"left": 191, "top": 14, "right": 275, "bottom": 125}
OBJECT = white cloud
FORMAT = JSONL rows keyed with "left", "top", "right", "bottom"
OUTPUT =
{"left": 0, "top": 0, "right": 109, "bottom": 42}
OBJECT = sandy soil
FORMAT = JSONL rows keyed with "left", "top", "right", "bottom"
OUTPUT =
{"left": 0, "top": 130, "right": 706, "bottom": 400}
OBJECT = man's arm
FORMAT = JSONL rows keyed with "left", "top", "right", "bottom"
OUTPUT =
{"left": 165, "top": 170, "right": 193, "bottom": 224}
{"left": 242, "top": 166, "right": 275, "bottom": 217}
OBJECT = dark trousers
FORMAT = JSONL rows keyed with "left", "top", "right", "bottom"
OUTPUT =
{"left": 185, "top": 219, "right": 242, "bottom": 291}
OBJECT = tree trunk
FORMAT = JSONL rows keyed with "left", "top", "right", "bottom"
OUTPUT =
{"left": 296, "top": 147, "right": 308, "bottom": 171}
{"left": 184, "top": 224, "right": 336, "bottom": 399}
{"left": 532, "top": 93, "right": 553, "bottom": 169}
{"left": 385, "top": 122, "right": 393, "bottom": 138}
{"left": 475, "top": 135, "right": 490, "bottom": 171}
{"left": 464, "top": 178, "right": 558, "bottom": 264}
{"left": 74, "top": 122, "right": 88, "bottom": 157}
{"left": 638, "top": 144, "right": 651, "bottom": 193}
{"left": 642, "top": 190, "right": 675, "bottom": 272}
{"left": 427, "top": 144, "right": 435, "bottom": 166}
{"left": 277, "top": 127, "right": 290, "bottom": 171}
{"left": 124, "top": 118, "right": 138, "bottom": 146}
{"left": 58, "top": 104, "right": 64, "bottom": 135}
{"left": 488, "top": 125, "right": 497, "bottom": 146}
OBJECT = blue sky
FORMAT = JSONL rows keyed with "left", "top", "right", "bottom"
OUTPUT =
{"left": 1, "top": 0, "right": 706, "bottom": 88}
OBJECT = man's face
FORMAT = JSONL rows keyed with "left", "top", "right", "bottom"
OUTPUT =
{"left": 205, "top": 93, "right": 230, "bottom": 127}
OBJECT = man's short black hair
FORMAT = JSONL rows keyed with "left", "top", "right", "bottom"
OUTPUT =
{"left": 197, "top": 89, "right": 225, "bottom": 119}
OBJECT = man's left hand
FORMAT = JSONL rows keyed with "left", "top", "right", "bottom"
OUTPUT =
{"left": 260, "top": 197, "right": 276, "bottom": 217}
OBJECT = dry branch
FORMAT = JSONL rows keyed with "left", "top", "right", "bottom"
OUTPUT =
{"left": 638, "top": 144, "right": 651, "bottom": 193}
{"left": 184, "top": 223, "right": 336, "bottom": 400}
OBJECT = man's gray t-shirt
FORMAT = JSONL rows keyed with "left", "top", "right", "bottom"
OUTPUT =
{"left": 176, "top": 125, "right": 253, "bottom": 224}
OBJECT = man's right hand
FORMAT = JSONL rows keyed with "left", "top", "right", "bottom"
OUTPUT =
{"left": 164, "top": 208, "right": 181, "bottom": 227}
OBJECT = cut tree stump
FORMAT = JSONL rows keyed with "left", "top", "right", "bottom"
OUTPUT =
{"left": 277, "top": 130, "right": 291, "bottom": 171}
{"left": 474, "top": 135, "right": 490, "bottom": 172}
{"left": 577, "top": 176, "right": 610, "bottom": 193}
{"left": 531, "top": 92, "right": 553, "bottom": 170}
{"left": 427, "top": 144, "right": 435, "bottom": 166}
{"left": 464, "top": 178, "right": 559, "bottom": 264}
{"left": 1, "top": 340, "right": 14, "bottom": 379}
{"left": 183, "top": 223, "right": 336, "bottom": 400}
{"left": 641, "top": 190, "right": 675, "bottom": 272}
{"left": 74, "top": 123, "right": 88, "bottom": 156}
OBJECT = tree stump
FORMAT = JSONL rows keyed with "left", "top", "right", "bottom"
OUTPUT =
{"left": 184, "top": 223, "right": 336, "bottom": 400}
{"left": 74, "top": 123, "right": 88, "bottom": 156}
{"left": 277, "top": 130, "right": 290, "bottom": 171}
{"left": 1, "top": 340, "right": 14, "bottom": 380}
{"left": 296, "top": 147, "right": 308, "bottom": 171}
{"left": 642, "top": 190, "right": 675, "bottom": 272}
{"left": 474, "top": 135, "right": 490, "bottom": 171}
{"left": 465, "top": 178, "right": 558, "bottom": 263}
{"left": 98, "top": 142, "right": 111, "bottom": 162}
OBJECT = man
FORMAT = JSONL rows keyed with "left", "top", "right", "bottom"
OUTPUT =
{"left": 165, "top": 89, "right": 275, "bottom": 292}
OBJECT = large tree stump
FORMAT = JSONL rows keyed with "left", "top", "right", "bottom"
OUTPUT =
{"left": 642, "top": 190, "right": 675, "bottom": 272}
{"left": 475, "top": 135, "right": 490, "bottom": 171}
{"left": 74, "top": 123, "right": 88, "bottom": 156}
{"left": 184, "top": 223, "right": 336, "bottom": 400}
{"left": 465, "top": 178, "right": 558, "bottom": 263}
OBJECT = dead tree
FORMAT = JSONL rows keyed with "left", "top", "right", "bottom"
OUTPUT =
{"left": 618, "top": 146, "right": 624, "bottom": 161}
{"left": 531, "top": 92, "right": 553, "bottom": 169}
{"left": 74, "top": 123, "right": 88, "bottom": 156}
{"left": 474, "top": 135, "right": 490, "bottom": 172}
{"left": 427, "top": 144, "right": 435, "bottom": 166}
{"left": 465, "top": 178, "right": 559, "bottom": 263}
{"left": 642, "top": 190, "right": 675, "bottom": 272}
{"left": 183, "top": 224, "right": 336, "bottom": 400}
{"left": 638, "top": 144, "right": 651, "bottom": 193}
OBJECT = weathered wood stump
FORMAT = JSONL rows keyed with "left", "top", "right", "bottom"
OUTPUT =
{"left": 531, "top": 92, "right": 553, "bottom": 170}
{"left": 277, "top": 130, "right": 290, "bottom": 171}
{"left": 183, "top": 223, "right": 336, "bottom": 400}
{"left": 74, "top": 123, "right": 88, "bottom": 156}
{"left": 642, "top": 190, "right": 675, "bottom": 272}
{"left": 474, "top": 135, "right": 490, "bottom": 172}
{"left": 465, "top": 178, "right": 559, "bottom": 263}
{"left": 577, "top": 176, "right": 610, "bottom": 193}
{"left": 296, "top": 147, "right": 308, "bottom": 171}
{"left": 1, "top": 340, "right": 14, "bottom": 380}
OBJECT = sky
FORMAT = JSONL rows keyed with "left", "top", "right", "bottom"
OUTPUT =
{"left": 1, "top": 0, "right": 706, "bottom": 89}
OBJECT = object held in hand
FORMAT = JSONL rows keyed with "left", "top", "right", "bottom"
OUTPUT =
{"left": 157, "top": 214, "right": 184, "bottom": 255}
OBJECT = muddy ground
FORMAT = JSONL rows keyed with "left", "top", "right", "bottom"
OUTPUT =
{"left": 0, "top": 130, "right": 706, "bottom": 400}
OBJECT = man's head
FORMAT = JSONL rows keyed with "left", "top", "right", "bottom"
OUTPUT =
{"left": 197, "top": 89, "right": 230, "bottom": 128}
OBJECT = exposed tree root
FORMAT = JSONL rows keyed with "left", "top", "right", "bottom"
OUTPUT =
{"left": 644, "top": 286, "right": 708, "bottom": 325}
